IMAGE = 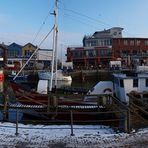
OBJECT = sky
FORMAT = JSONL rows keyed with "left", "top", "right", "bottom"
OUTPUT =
{"left": 0, "top": 0, "right": 148, "bottom": 59}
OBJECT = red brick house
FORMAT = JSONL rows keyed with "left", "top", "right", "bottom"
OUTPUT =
{"left": 66, "top": 27, "right": 148, "bottom": 69}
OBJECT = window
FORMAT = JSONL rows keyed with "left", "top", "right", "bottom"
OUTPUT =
{"left": 87, "top": 50, "right": 96, "bottom": 57}
{"left": 124, "top": 40, "right": 128, "bottom": 45}
{"left": 133, "top": 79, "right": 138, "bottom": 87}
{"left": 146, "top": 79, "right": 148, "bottom": 87}
{"left": 145, "top": 40, "right": 148, "bottom": 46}
{"left": 86, "top": 41, "right": 91, "bottom": 47}
{"left": 136, "top": 40, "right": 140, "bottom": 46}
{"left": 100, "top": 49, "right": 112, "bottom": 57}
{"left": 120, "top": 79, "right": 124, "bottom": 88}
{"left": 114, "top": 32, "right": 117, "bottom": 36}
{"left": 101, "top": 40, "right": 104, "bottom": 46}
{"left": 130, "top": 40, "right": 134, "bottom": 46}
{"left": 73, "top": 51, "right": 78, "bottom": 57}
{"left": 114, "top": 78, "right": 119, "bottom": 86}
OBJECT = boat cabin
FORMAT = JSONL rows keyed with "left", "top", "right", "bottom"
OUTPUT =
{"left": 113, "top": 72, "right": 148, "bottom": 103}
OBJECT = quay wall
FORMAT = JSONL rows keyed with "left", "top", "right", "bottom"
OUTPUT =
{"left": 69, "top": 70, "right": 113, "bottom": 81}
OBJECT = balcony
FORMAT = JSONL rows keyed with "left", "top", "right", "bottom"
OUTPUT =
{"left": 121, "top": 53, "right": 148, "bottom": 58}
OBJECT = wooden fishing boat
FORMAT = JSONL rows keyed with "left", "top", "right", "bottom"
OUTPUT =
{"left": 10, "top": 81, "right": 94, "bottom": 106}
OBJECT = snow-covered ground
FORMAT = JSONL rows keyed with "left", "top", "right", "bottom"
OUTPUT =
{"left": 0, "top": 122, "right": 147, "bottom": 148}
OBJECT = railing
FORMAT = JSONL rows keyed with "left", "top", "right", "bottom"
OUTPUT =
{"left": 0, "top": 108, "right": 128, "bottom": 136}
{"left": 121, "top": 53, "right": 148, "bottom": 58}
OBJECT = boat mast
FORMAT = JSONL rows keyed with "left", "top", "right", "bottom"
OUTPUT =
{"left": 54, "top": 0, "right": 58, "bottom": 89}
{"left": 49, "top": 0, "right": 58, "bottom": 91}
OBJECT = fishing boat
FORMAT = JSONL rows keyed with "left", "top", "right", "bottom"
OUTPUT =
{"left": 10, "top": 79, "right": 113, "bottom": 106}
{"left": 84, "top": 66, "right": 148, "bottom": 105}
{"left": 113, "top": 70, "right": 148, "bottom": 103}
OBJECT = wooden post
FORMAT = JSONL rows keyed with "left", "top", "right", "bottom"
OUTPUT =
{"left": 127, "top": 97, "right": 131, "bottom": 133}
{"left": 3, "top": 94, "right": 9, "bottom": 121}
{"left": 15, "top": 109, "right": 19, "bottom": 136}
{"left": 70, "top": 110, "right": 74, "bottom": 136}
{"left": 127, "top": 108, "right": 131, "bottom": 133}
{"left": 123, "top": 111, "right": 128, "bottom": 133}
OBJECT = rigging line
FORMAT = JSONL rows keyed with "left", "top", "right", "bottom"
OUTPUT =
{"left": 59, "top": 1, "right": 137, "bottom": 37}
{"left": 38, "top": 25, "right": 55, "bottom": 47}
{"left": 13, "top": 25, "right": 54, "bottom": 81}
{"left": 58, "top": 6, "right": 111, "bottom": 28}
{"left": 60, "top": 8, "right": 137, "bottom": 38}
{"left": 32, "top": 4, "right": 55, "bottom": 44}
{"left": 62, "top": 13, "right": 101, "bottom": 30}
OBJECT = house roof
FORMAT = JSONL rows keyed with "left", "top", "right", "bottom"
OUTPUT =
{"left": 8, "top": 42, "right": 22, "bottom": 48}
{"left": 22, "top": 42, "right": 37, "bottom": 48}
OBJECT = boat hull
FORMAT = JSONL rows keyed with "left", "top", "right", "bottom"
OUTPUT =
{"left": 10, "top": 81, "right": 93, "bottom": 106}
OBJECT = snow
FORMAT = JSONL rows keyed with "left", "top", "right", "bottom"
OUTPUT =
{"left": 0, "top": 122, "right": 147, "bottom": 147}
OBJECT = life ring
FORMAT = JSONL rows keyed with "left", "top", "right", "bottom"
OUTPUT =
{"left": 103, "top": 88, "right": 112, "bottom": 93}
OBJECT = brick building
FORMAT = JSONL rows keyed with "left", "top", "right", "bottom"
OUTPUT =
{"left": 112, "top": 38, "right": 148, "bottom": 67}
{"left": 66, "top": 27, "right": 148, "bottom": 69}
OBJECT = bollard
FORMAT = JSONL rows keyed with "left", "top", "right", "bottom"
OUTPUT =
{"left": 15, "top": 109, "right": 19, "bottom": 136}
{"left": 70, "top": 110, "right": 74, "bottom": 136}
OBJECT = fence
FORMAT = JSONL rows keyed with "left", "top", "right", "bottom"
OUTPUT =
{"left": 0, "top": 107, "right": 129, "bottom": 136}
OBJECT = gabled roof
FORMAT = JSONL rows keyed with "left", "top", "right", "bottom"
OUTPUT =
{"left": 0, "top": 43, "right": 8, "bottom": 50}
{"left": 22, "top": 42, "right": 37, "bottom": 48}
{"left": 8, "top": 42, "right": 22, "bottom": 48}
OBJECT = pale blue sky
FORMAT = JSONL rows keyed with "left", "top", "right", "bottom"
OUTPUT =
{"left": 0, "top": 0, "right": 148, "bottom": 55}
